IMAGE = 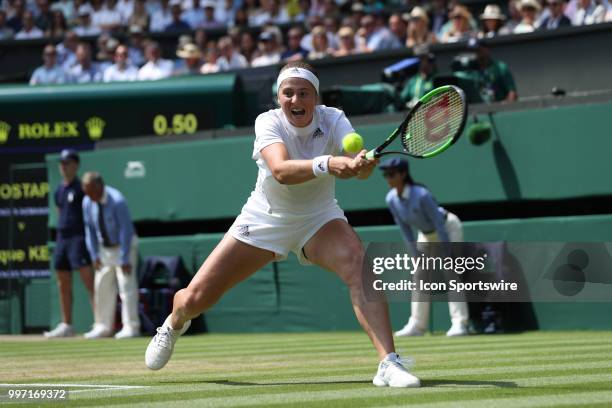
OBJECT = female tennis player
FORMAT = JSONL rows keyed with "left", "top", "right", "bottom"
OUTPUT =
{"left": 380, "top": 157, "right": 469, "bottom": 337}
{"left": 145, "top": 61, "right": 420, "bottom": 388}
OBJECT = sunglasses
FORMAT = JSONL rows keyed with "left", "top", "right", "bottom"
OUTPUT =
{"left": 383, "top": 171, "right": 397, "bottom": 178}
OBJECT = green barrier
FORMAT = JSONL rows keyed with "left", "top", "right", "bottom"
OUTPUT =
{"left": 0, "top": 75, "right": 243, "bottom": 148}
{"left": 45, "top": 99, "right": 612, "bottom": 226}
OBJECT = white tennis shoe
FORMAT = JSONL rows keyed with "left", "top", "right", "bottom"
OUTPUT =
{"left": 43, "top": 322, "right": 74, "bottom": 338}
{"left": 373, "top": 353, "right": 421, "bottom": 388}
{"left": 394, "top": 321, "right": 425, "bottom": 337}
{"left": 145, "top": 316, "right": 191, "bottom": 370}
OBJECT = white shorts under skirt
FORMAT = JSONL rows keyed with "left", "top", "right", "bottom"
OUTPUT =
{"left": 229, "top": 203, "right": 347, "bottom": 265}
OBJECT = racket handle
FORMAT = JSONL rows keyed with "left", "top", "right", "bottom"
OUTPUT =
{"left": 365, "top": 149, "right": 377, "bottom": 160}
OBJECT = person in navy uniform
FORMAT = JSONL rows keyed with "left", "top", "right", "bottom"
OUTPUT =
{"left": 44, "top": 149, "right": 95, "bottom": 338}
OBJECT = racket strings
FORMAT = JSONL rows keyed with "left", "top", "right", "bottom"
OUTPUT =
{"left": 402, "top": 91, "right": 464, "bottom": 156}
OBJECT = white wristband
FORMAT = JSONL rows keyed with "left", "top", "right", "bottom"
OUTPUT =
{"left": 312, "top": 155, "right": 332, "bottom": 177}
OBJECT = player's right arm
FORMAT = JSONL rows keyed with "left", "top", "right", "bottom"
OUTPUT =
{"left": 261, "top": 143, "right": 366, "bottom": 184}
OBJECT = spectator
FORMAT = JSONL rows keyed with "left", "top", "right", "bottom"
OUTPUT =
{"left": 103, "top": 44, "right": 139, "bottom": 81}
{"left": 244, "top": 0, "right": 263, "bottom": 24}
{"left": 606, "top": 5, "right": 612, "bottom": 21}
{"left": 323, "top": 15, "right": 340, "bottom": 49}
{"left": 240, "top": 30, "right": 260, "bottom": 63}
{"left": 92, "top": 0, "right": 123, "bottom": 33}
{"left": 251, "top": 0, "right": 290, "bottom": 26}
{"left": 467, "top": 38, "right": 518, "bottom": 102}
{"left": 35, "top": 0, "right": 53, "bottom": 32}
{"left": 333, "top": 25, "right": 358, "bottom": 56}
{"left": 46, "top": 9, "right": 67, "bottom": 37}
{"left": 150, "top": 0, "right": 171, "bottom": 31}
{"left": 217, "top": 35, "right": 249, "bottom": 70}
{"left": 201, "top": 0, "right": 224, "bottom": 28}
{"left": 293, "top": 0, "right": 311, "bottom": 22}
{"left": 30, "top": 44, "right": 66, "bottom": 85}
{"left": 215, "top": 0, "right": 236, "bottom": 25}
{"left": 428, "top": 0, "right": 449, "bottom": 37}
{"left": 165, "top": 0, "right": 190, "bottom": 31}
{"left": 251, "top": 30, "right": 281, "bottom": 67}
{"left": 97, "top": 36, "right": 119, "bottom": 72}
{"left": 43, "top": 150, "right": 94, "bottom": 338}
{"left": 300, "top": 15, "right": 332, "bottom": 52}
{"left": 0, "top": 10, "right": 15, "bottom": 39}
{"left": 281, "top": 26, "right": 309, "bottom": 61}
{"left": 82, "top": 172, "right": 140, "bottom": 340}
{"left": 514, "top": 0, "right": 541, "bottom": 32}
{"left": 15, "top": 10, "right": 44, "bottom": 39}
{"left": 399, "top": 46, "right": 436, "bottom": 108}
{"left": 308, "top": 25, "right": 332, "bottom": 59}
{"left": 388, "top": 13, "right": 407, "bottom": 45}
{"left": 116, "top": 0, "right": 134, "bottom": 24}
{"left": 127, "top": 0, "right": 149, "bottom": 30}
{"left": 479, "top": 4, "right": 507, "bottom": 37}
{"left": 6, "top": 0, "right": 25, "bottom": 33}
{"left": 182, "top": 0, "right": 203, "bottom": 28}
{"left": 539, "top": 0, "right": 571, "bottom": 29}
{"left": 56, "top": 30, "right": 78, "bottom": 69}
{"left": 572, "top": 0, "right": 605, "bottom": 25}
{"left": 500, "top": 0, "right": 523, "bottom": 33}
{"left": 74, "top": 6, "right": 102, "bottom": 36}
{"left": 200, "top": 42, "right": 220, "bottom": 73}
{"left": 67, "top": 42, "right": 103, "bottom": 83}
{"left": 231, "top": 6, "right": 249, "bottom": 28}
{"left": 358, "top": 13, "right": 402, "bottom": 52}
{"left": 51, "top": 0, "right": 75, "bottom": 24}
{"left": 441, "top": 5, "right": 475, "bottom": 43}
{"left": 194, "top": 28, "right": 207, "bottom": 50}
{"left": 406, "top": 6, "right": 437, "bottom": 48}
{"left": 174, "top": 42, "right": 203, "bottom": 75}
{"left": 127, "top": 25, "right": 146, "bottom": 66}
{"left": 138, "top": 41, "right": 174, "bottom": 80}
{"left": 321, "top": 0, "right": 338, "bottom": 20}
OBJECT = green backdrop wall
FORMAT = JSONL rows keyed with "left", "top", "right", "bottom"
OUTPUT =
{"left": 33, "top": 214, "right": 612, "bottom": 336}
{"left": 46, "top": 99, "right": 612, "bottom": 227}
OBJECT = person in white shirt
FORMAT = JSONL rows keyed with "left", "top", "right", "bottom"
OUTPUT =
{"left": 137, "top": 41, "right": 173, "bottom": 80}
{"left": 149, "top": 0, "right": 171, "bottom": 31}
{"left": 92, "top": 0, "right": 123, "bottom": 32}
{"left": 30, "top": 44, "right": 66, "bottom": 85}
{"left": 74, "top": 7, "right": 102, "bottom": 36}
{"left": 572, "top": 0, "right": 606, "bottom": 24}
{"left": 66, "top": 42, "right": 103, "bottom": 83}
{"left": 216, "top": 35, "right": 248, "bottom": 71}
{"left": 513, "top": 0, "right": 541, "bottom": 33}
{"left": 103, "top": 44, "right": 139, "bottom": 81}
{"left": 15, "top": 10, "right": 44, "bottom": 39}
{"left": 144, "top": 61, "right": 421, "bottom": 389}
{"left": 181, "top": 0, "right": 203, "bottom": 28}
{"left": 251, "top": 30, "right": 281, "bottom": 67}
{"left": 116, "top": 0, "right": 134, "bottom": 24}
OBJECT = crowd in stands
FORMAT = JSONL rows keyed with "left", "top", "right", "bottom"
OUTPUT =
{"left": 1, "top": 0, "right": 610, "bottom": 85}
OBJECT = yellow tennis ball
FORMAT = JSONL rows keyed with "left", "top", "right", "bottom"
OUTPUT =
{"left": 342, "top": 133, "right": 364, "bottom": 153}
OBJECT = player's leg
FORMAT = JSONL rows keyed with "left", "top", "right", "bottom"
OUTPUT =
{"left": 303, "top": 219, "right": 420, "bottom": 387}
{"left": 303, "top": 219, "right": 393, "bottom": 358}
{"left": 146, "top": 234, "right": 274, "bottom": 370}
{"left": 170, "top": 234, "right": 275, "bottom": 329}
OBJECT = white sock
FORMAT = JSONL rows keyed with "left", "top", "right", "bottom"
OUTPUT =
{"left": 383, "top": 352, "right": 400, "bottom": 362}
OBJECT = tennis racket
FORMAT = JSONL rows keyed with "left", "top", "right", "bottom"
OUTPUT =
{"left": 365, "top": 85, "right": 468, "bottom": 159}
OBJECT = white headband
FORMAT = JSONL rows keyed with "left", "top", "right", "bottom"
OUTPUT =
{"left": 276, "top": 67, "right": 319, "bottom": 95}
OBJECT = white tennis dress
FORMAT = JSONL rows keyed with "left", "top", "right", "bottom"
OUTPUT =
{"left": 229, "top": 105, "right": 354, "bottom": 264}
